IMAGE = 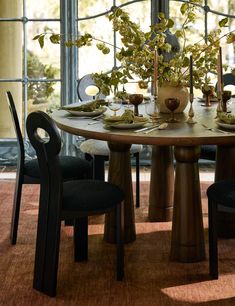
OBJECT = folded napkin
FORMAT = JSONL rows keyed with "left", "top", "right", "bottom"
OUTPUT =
{"left": 217, "top": 112, "right": 235, "bottom": 124}
{"left": 62, "top": 99, "right": 106, "bottom": 112}
{"left": 104, "top": 109, "right": 148, "bottom": 126}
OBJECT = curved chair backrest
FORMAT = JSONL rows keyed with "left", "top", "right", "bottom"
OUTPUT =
{"left": 223, "top": 73, "right": 235, "bottom": 87}
{"left": 77, "top": 74, "right": 106, "bottom": 101}
{"left": 6, "top": 91, "right": 25, "bottom": 169}
{"left": 26, "top": 111, "right": 62, "bottom": 209}
{"left": 215, "top": 73, "right": 235, "bottom": 97}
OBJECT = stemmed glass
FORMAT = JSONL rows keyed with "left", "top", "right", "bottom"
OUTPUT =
{"left": 145, "top": 96, "right": 160, "bottom": 122}
{"left": 107, "top": 97, "right": 122, "bottom": 117}
{"left": 201, "top": 85, "right": 214, "bottom": 107}
{"left": 129, "top": 94, "right": 144, "bottom": 116}
{"left": 222, "top": 90, "right": 232, "bottom": 112}
{"left": 165, "top": 98, "right": 180, "bottom": 122}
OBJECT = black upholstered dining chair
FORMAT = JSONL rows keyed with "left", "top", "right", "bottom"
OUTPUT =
{"left": 207, "top": 179, "right": 235, "bottom": 279}
{"left": 77, "top": 74, "right": 143, "bottom": 208}
{"left": 200, "top": 73, "right": 235, "bottom": 161}
{"left": 26, "top": 111, "right": 124, "bottom": 297}
{"left": 6, "top": 91, "right": 92, "bottom": 245}
{"left": 215, "top": 73, "right": 235, "bottom": 97}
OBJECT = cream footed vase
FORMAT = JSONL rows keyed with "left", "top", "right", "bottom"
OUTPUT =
{"left": 158, "top": 84, "right": 189, "bottom": 113}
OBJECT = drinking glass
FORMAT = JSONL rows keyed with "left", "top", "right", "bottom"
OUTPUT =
{"left": 145, "top": 96, "right": 160, "bottom": 122}
{"left": 129, "top": 94, "right": 144, "bottom": 116}
{"left": 165, "top": 98, "right": 180, "bottom": 122}
{"left": 201, "top": 85, "right": 214, "bottom": 107}
{"left": 107, "top": 97, "right": 122, "bottom": 116}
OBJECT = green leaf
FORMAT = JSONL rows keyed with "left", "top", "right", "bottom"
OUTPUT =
{"left": 102, "top": 47, "right": 110, "bottom": 54}
{"left": 182, "top": 57, "right": 190, "bottom": 67}
{"left": 49, "top": 34, "right": 60, "bottom": 44}
{"left": 32, "top": 34, "right": 41, "bottom": 40}
{"left": 180, "top": 3, "right": 189, "bottom": 15}
{"left": 158, "top": 12, "right": 165, "bottom": 19}
{"left": 175, "top": 30, "right": 183, "bottom": 38}
{"left": 65, "top": 40, "right": 73, "bottom": 47}
{"left": 123, "top": 69, "right": 133, "bottom": 80}
{"left": 96, "top": 43, "right": 105, "bottom": 50}
{"left": 167, "top": 19, "right": 174, "bottom": 28}
{"left": 38, "top": 35, "right": 45, "bottom": 48}
{"left": 226, "top": 33, "right": 235, "bottom": 44}
{"left": 219, "top": 17, "right": 228, "bottom": 27}
{"left": 188, "top": 12, "right": 196, "bottom": 22}
{"left": 232, "top": 68, "right": 235, "bottom": 76}
{"left": 115, "top": 8, "right": 122, "bottom": 17}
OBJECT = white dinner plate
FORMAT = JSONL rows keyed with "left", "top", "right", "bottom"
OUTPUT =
{"left": 108, "top": 122, "right": 147, "bottom": 129}
{"left": 216, "top": 120, "right": 235, "bottom": 130}
{"left": 66, "top": 107, "right": 106, "bottom": 117}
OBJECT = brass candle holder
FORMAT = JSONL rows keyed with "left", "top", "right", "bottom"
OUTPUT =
{"left": 216, "top": 91, "right": 223, "bottom": 114}
{"left": 187, "top": 93, "right": 196, "bottom": 124}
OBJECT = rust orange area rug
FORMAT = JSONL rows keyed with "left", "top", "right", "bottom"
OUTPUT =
{"left": 1, "top": 180, "right": 235, "bottom": 306}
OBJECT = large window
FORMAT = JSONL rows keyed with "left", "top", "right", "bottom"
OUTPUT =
{"left": 0, "top": 0, "right": 234, "bottom": 164}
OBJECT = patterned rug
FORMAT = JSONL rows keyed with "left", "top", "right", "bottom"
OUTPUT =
{"left": 1, "top": 180, "right": 235, "bottom": 306}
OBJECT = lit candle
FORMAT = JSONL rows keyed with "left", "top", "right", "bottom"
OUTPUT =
{"left": 189, "top": 55, "right": 193, "bottom": 96}
{"left": 153, "top": 49, "right": 158, "bottom": 96}
{"left": 217, "top": 47, "right": 222, "bottom": 93}
{"left": 85, "top": 85, "right": 99, "bottom": 97}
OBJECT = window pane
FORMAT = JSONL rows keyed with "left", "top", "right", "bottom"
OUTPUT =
{"left": 27, "top": 81, "right": 60, "bottom": 113}
{"left": 120, "top": 1, "right": 150, "bottom": 31}
{"left": 78, "top": 1, "right": 109, "bottom": 15}
{"left": 77, "top": 0, "right": 150, "bottom": 88}
{"left": 27, "top": 21, "right": 60, "bottom": 70}
{"left": 25, "top": 0, "right": 60, "bottom": 19}
{"left": 78, "top": 15, "right": 114, "bottom": 77}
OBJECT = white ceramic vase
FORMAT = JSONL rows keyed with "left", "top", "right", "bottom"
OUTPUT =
{"left": 157, "top": 84, "right": 189, "bottom": 113}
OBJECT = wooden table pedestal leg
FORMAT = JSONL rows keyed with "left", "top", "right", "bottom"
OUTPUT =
{"left": 170, "top": 146, "right": 205, "bottom": 262}
{"left": 215, "top": 145, "right": 235, "bottom": 238}
{"left": 148, "top": 146, "right": 174, "bottom": 221}
{"left": 104, "top": 142, "right": 136, "bottom": 244}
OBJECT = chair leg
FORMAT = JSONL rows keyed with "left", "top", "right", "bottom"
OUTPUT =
{"left": 93, "top": 155, "right": 105, "bottom": 181}
{"left": 33, "top": 204, "right": 61, "bottom": 297}
{"left": 74, "top": 217, "right": 88, "bottom": 262}
{"left": 134, "top": 152, "right": 140, "bottom": 208}
{"left": 208, "top": 199, "right": 218, "bottom": 279}
{"left": 10, "top": 174, "right": 23, "bottom": 245}
{"left": 116, "top": 202, "right": 124, "bottom": 280}
{"left": 84, "top": 152, "right": 93, "bottom": 162}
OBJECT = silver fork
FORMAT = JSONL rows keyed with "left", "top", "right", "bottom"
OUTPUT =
{"left": 201, "top": 123, "right": 229, "bottom": 134}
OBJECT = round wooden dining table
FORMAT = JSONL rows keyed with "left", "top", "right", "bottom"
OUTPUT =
{"left": 52, "top": 101, "right": 235, "bottom": 263}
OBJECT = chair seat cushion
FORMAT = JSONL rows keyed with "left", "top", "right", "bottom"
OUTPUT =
{"left": 207, "top": 180, "right": 235, "bottom": 208}
{"left": 80, "top": 139, "right": 143, "bottom": 156}
{"left": 63, "top": 180, "right": 124, "bottom": 212}
{"left": 24, "top": 156, "right": 91, "bottom": 180}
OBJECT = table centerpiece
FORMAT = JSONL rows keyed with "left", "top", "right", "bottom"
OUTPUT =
{"left": 34, "top": 1, "right": 235, "bottom": 113}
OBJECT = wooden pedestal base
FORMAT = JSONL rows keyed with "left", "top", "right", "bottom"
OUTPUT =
{"left": 104, "top": 142, "right": 136, "bottom": 243}
{"left": 148, "top": 146, "right": 174, "bottom": 221}
{"left": 170, "top": 146, "right": 205, "bottom": 262}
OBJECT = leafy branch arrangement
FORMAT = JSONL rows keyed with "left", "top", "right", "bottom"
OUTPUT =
{"left": 34, "top": 1, "right": 235, "bottom": 96}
